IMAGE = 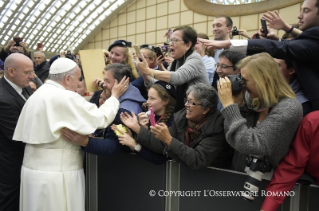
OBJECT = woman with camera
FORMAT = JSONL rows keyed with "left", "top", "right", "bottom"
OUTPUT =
{"left": 119, "top": 83, "right": 229, "bottom": 170}
{"left": 218, "top": 53, "right": 303, "bottom": 173}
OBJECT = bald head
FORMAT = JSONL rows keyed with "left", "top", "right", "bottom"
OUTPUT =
{"left": 4, "top": 53, "right": 34, "bottom": 88}
{"left": 5, "top": 53, "right": 32, "bottom": 72}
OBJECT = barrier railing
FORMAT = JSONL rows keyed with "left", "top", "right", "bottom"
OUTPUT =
{"left": 85, "top": 152, "right": 319, "bottom": 211}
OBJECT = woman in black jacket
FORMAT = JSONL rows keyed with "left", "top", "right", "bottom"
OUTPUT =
{"left": 119, "top": 83, "right": 229, "bottom": 170}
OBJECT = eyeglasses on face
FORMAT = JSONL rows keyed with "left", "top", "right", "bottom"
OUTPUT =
{"left": 215, "top": 63, "right": 234, "bottom": 69}
{"left": 168, "top": 38, "right": 183, "bottom": 44}
{"left": 184, "top": 98, "right": 203, "bottom": 106}
{"left": 13, "top": 68, "right": 34, "bottom": 76}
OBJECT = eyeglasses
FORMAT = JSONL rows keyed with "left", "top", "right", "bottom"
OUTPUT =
{"left": 184, "top": 98, "right": 203, "bottom": 106}
{"left": 215, "top": 63, "right": 234, "bottom": 69}
{"left": 23, "top": 71, "right": 35, "bottom": 76}
{"left": 168, "top": 38, "right": 183, "bottom": 44}
{"left": 13, "top": 68, "right": 34, "bottom": 76}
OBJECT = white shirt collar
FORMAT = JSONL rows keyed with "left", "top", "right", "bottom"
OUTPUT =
{"left": 4, "top": 75, "right": 23, "bottom": 95}
{"left": 45, "top": 79, "right": 66, "bottom": 90}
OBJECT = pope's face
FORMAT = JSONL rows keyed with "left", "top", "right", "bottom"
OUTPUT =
{"left": 69, "top": 67, "right": 82, "bottom": 92}
{"left": 103, "top": 70, "right": 116, "bottom": 94}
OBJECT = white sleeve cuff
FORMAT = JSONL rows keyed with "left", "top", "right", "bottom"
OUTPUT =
{"left": 230, "top": 40, "right": 248, "bottom": 54}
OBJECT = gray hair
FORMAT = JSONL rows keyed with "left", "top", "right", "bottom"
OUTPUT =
{"left": 186, "top": 83, "right": 218, "bottom": 115}
{"left": 34, "top": 51, "right": 46, "bottom": 58}
{"left": 48, "top": 67, "right": 77, "bottom": 82}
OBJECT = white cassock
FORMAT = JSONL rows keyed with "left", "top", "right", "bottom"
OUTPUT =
{"left": 13, "top": 80, "right": 119, "bottom": 211}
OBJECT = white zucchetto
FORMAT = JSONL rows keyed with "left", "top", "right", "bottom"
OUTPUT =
{"left": 49, "top": 58, "right": 77, "bottom": 74}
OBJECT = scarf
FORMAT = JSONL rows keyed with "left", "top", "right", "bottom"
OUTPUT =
{"left": 185, "top": 116, "right": 208, "bottom": 147}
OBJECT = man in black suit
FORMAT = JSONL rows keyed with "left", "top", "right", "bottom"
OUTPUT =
{"left": 0, "top": 53, "right": 34, "bottom": 211}
{"left": 198, "top": 0, "right": 319, "bottom": 111}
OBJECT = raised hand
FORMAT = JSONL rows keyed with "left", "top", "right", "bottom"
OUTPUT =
{"left": 150, "top": 123, "right": 172, "bottom": 146}
{"left": 111, "top": 76, "right": 129, "bottom": 99}
{"left": 120, "top": 111, "right": 141, "bottom": 134}
{"left": 138, "top": 112, "right": 149, "bottom": 129}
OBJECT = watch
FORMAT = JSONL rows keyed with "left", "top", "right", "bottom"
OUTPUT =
{"left": 134, "top": 144, "right": 141, "bottom": 152}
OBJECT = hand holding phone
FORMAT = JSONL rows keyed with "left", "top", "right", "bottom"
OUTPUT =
{"left": 154, "top": 47, "right": 164, "bottom": 59}
{"left": 13, "top": 37, "right": 23, "bottom": 46}
{"left": 133, "top": 44, "right": 143, "bottom": 62}
{"left": 37, "top": 43, "right": 43, "bottom": 50}
{"left": 260, "top": 19, "right": 268, "bottom": 38}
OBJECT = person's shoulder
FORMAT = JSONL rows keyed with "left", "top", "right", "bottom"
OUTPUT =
{"left": 188, "top": 52, "right": 202, "bottom": 60}
{"left": 273, "top": 97, "right": 302, "bottom": 116}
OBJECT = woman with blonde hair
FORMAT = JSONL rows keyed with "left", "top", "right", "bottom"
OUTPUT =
{"left": 218, "top": 52, "right": 303, "bottom": 174}
{"left": 94, "top": 40, "right": 139, "bottom": 87}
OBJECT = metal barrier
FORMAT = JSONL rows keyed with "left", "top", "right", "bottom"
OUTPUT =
{"left": 85, "top": 152, "right": 319, "bottom": 211}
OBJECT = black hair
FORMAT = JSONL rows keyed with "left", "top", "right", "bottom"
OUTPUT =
{"left": 104, "top": 63, "right": 132, "bottom": 82}
{"left": 215, "top": 15, "right": 233, "bottom": 27}
{"left": 173, "top": 25, "right": 197, "bottom": 51}
{"left": 219, "top": 50, "right": 246, "bottom": 70}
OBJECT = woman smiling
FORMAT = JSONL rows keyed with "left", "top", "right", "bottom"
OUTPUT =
{"left": 136, "top": 26, "right": 209, "bottom": 111}
{"left": 120, "top": 83, "right": 229, "bottom": 170}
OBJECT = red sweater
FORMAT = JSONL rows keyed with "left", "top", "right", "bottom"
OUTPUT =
{"left": 261, "top": 111, "right": 319, "bottom": 211}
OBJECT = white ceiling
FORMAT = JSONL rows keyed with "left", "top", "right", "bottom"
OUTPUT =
{"left": 0, "top": 0, "right": 133, "bottom": 53}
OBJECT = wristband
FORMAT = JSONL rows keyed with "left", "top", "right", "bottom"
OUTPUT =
{"left": 285, "top": 25, "right": 294, "bottom": 34}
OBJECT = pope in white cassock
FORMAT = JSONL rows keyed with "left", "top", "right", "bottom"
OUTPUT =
{"left": 13, "top": 58, "right": 129, "bottom": 211}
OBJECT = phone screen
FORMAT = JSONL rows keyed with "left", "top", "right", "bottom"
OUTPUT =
{"left": 13, "top": 37, "right": 23, "bottom": 46}
{"left": 154, "top": 47, "right": 164, "bottom": 58}
{"left": 260, "top": 19, "right": 268, "bottom": 37}
{"left": 37, "top": 43, "right": 43, "bottom": 49}
{"left": 133, "top": 45, "right": 143, "bottom": 61}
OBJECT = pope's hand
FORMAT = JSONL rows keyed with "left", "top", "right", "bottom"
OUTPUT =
{"left": 61, "top": 128, "right": 89, "bottom": 147}
{"left": 111, "top": 76, "right": 129, "bottom": 99}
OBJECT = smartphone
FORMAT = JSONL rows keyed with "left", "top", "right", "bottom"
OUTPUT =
{"left": 154, "top": 46, "right": 164, "bottom": 58}
{"left": 146, "top": 108, "right": 156, "bottom": 127}
{"left": 133, "top": 44, "right": 143, "bottom": 61}
{"left": 37, "top": 43, "right": 43, "bottom": 50}
{"left": 260, "top": 18, "right": 268, "bottom": 37}
{"left": 13, "top": 37, "right": 23, "bottom": 46}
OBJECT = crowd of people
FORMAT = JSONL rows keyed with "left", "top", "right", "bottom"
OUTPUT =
{"left": 0, "top": 0, "right": 319, "bottom": 210}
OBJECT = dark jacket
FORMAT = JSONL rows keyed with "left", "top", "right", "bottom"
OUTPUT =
{"left": 0, "top": 77, "right": 33, "bottom": 211}
{"left": 0, "top": 48, "right": 31, "bottom": 62}
{"left": 136, "top": 108, "right": 229, "bottom": 170}
{"left": 247, "top": 26, "right": 319, "bottom": 110}
{"left": 34, "top": 60, "right": 50, "bottom": 82}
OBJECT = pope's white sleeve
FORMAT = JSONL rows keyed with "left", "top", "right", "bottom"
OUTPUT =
{"left": 97, "top": 96, "right": 120, "bottom": 128}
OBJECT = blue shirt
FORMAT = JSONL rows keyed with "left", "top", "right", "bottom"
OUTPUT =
{"left": 202, "top": 55, "right": 216, "bottom": 84}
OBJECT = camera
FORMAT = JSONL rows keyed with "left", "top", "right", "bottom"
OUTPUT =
{"left": 227, "top": 75, "right": 243, "bottom": 95}
{"left": 242, "top": 155, "right": 273, "bottom": 201}
{"left": 231, "top": 26, "right": 239, "bottom": 36}
{"left": 65, "top": 50, "right": 76, "bottom": 61}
